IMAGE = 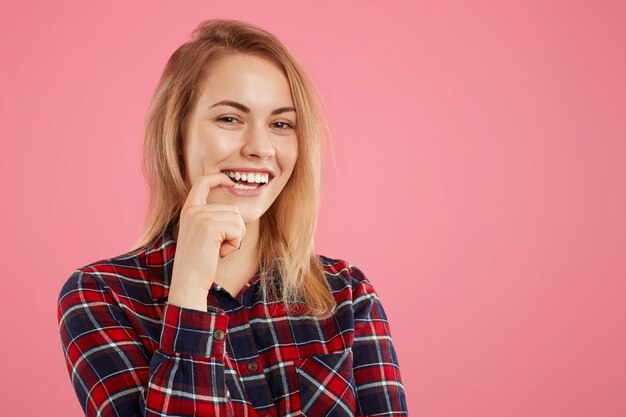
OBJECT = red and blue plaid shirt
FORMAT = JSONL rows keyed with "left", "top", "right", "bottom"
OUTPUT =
{"left": 57, "top": 220, "right": 408, "bottom": 416}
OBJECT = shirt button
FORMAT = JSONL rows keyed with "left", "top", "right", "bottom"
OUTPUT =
{"left": 213, "top": 329, "right": 225, "bottom": 340}
{"left": 247, "top": 361, "right": 259, "bottom": 372}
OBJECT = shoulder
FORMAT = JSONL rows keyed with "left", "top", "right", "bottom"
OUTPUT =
{"left": 316, "top": 254, "right": 390, "bottom": 324}
{"left": 58, "top": 246, "right": 149, "bottom": 304}
{"left": 317, "top": 254, "right": 378, "bottom": 300}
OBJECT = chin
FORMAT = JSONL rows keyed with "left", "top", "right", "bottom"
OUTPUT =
{"left": 240, "top": 210, "right": 266, "bottom": 225}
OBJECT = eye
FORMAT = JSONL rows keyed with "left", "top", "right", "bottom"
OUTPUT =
{"left": 272, "top": 121, "right": 295, "bottom": 129}
{"left": 216, "top": 116, "right": 241, "bottom": 124}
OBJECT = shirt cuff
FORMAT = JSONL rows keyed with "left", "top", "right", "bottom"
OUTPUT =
{"left": 159, "top": 303, "right": 228, "bottom": 358}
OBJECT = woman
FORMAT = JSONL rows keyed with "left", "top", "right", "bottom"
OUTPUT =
{"left": 57, "top": 18, "right": 408, "bottom": 417}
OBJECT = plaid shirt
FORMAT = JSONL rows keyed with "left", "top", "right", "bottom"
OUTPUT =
{"left": 57, "top": 221, "right": 408, "bottom": 416}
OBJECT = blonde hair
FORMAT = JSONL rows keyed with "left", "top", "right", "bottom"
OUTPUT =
{"left": 130, "top": 19, "right": 335, "bottom": 317}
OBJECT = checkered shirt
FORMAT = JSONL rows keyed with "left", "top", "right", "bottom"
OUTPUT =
{"left": 57, "top": 221, "right": 408, "bottom": 416}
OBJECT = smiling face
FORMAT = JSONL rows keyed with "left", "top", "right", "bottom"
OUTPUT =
{"left": 181, "top": 53, "right": 298, "bottom": 225}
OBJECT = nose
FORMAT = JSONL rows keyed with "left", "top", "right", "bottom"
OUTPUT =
{"left": 241, "top": 121, "right": 276, "bottom": 159}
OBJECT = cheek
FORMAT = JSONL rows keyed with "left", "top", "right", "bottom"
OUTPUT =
{"left": 280, "top": 141, "right": 298, "bottom": 174}
{"left": 184, "top": 133, "right": 235, "bottom": 174}
{"left": 182, "top": 144, "right": 205, "bottom": 180}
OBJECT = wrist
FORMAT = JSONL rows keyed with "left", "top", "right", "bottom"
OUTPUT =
{"left": 167, "top": 283, "right": 209, "bottom": 312}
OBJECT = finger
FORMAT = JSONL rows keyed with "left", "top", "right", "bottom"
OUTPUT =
{"left": 200, "top": 210, "right": 246, "bottom": 237}
{"left": 205, "top": 204, "right": 245, "bottom": 241}
{"left": 194, "top": 203, "right": 244, "bottom": 237}
{"left": 196, "top": 204, "right": 242, "bottom": 213}
{"left": 192, "top": 210, "right": 245, "bottom": 226}
{"left": 218, "top": 222, "right": 245, "bottom": 258}
{"left": 239, "top": 214, "right": 246, "bottom": 243}
{"left": 184, "top": 172, "right": 234, "bottom": 209}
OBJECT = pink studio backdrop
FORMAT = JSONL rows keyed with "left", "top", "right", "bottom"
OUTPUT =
{"left": 1, "top": 1, "right": 625, "bottom": 416}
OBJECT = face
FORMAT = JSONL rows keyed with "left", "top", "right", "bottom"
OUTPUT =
{"left": 182, "top": 53, "right": 298, "bottom": 225}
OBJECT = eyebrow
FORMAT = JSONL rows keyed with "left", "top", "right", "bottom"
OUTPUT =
{"left": 209, "top": 100, "right": 296, "bottom": 116}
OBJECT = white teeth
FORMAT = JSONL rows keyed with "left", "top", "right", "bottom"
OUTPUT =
{"left": 224, "top": 170, "right": 269, "bottom": 184}
{"left": 233, "top": 182, "right": 258, "bottom": 190}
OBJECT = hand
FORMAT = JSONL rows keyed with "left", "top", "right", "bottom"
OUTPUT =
{"left": 167, "top": 168, "right": 246, "bottom": 311}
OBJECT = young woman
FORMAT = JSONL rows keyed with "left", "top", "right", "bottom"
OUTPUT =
{"left": 57, "top": 19, "right": 408, "bottom": 417}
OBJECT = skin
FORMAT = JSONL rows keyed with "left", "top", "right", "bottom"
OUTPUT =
{"left": 168, "top": 53, "right": 298, "bottom": 309}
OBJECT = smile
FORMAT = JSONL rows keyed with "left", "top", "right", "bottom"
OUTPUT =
{"left": 221, "top": 170, "right": 272, "bottom": 187}
{"left": 221, "top": 170, "right": 274, "bottom": 197}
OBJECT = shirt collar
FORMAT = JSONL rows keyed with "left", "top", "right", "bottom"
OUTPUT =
{"left": 145, "top": 218, "right": 264, "bottom": 302}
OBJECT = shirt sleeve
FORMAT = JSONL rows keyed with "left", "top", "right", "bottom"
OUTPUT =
{"left": 57, "top": 270, "right": 233, "bottom": 417}
{"left": 350, "top": 265, "right": 409, "bottom": 416}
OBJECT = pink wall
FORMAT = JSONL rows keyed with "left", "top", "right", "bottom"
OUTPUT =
{"left": 1, "top": 1, "right": 625, "bottom": 416}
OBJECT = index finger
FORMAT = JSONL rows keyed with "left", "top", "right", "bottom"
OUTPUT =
{"left": 184, "top": 165, "right": 234, "bottom": 208}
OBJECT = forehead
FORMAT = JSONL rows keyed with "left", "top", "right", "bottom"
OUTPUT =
{"left": 197, "top": 53, "right": 294, "bottom": 110}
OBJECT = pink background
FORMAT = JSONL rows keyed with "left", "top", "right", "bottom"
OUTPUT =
{"left": 1, "top": 1, "right": 625, "bottom": 416}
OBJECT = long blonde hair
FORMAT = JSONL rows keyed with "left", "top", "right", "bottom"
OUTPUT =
{"left": 130, "top": 19, "right": 335, "bottom": 317}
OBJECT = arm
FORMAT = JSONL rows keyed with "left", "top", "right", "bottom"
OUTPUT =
{"left": 350, "top": 265, "right": 409, "bottom": 416}
{"left": 57, "top": 270, "right": 233, "bottom": 417}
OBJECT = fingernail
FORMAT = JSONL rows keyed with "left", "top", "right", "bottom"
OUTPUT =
{"left": 238, "top": 242, "right": 242, "bottom": 250}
